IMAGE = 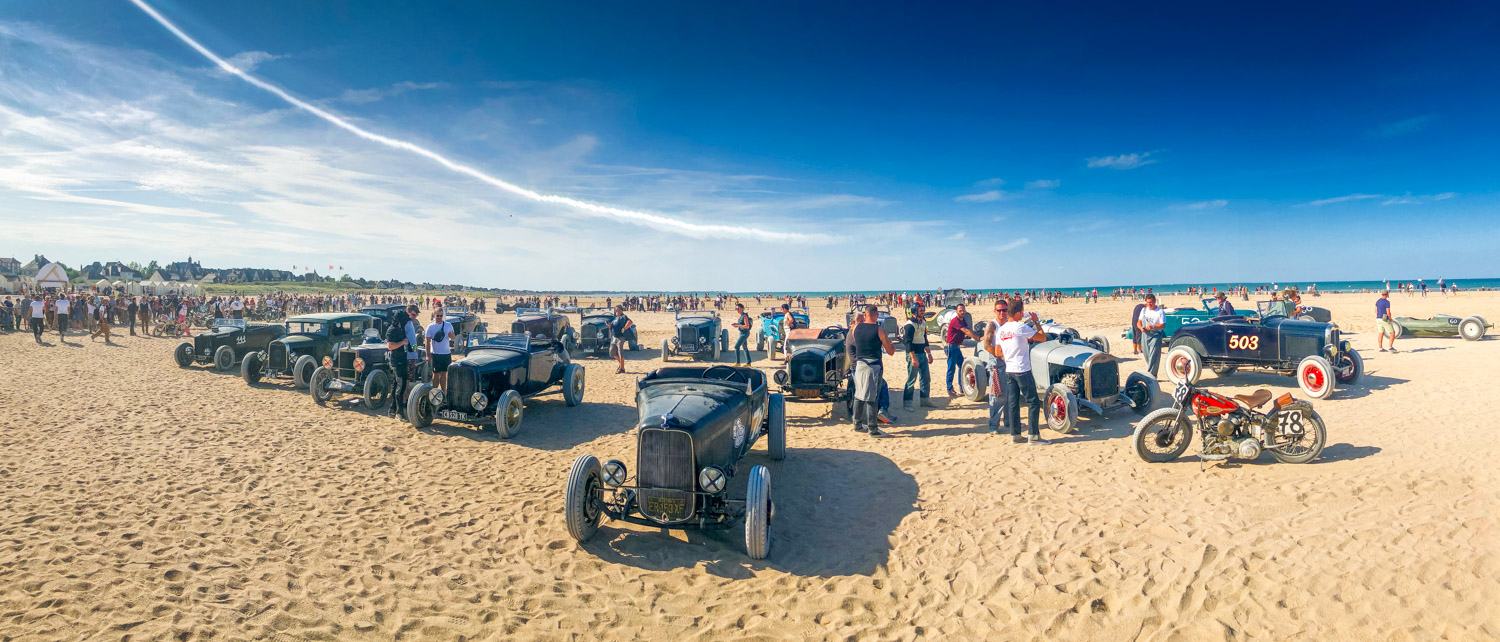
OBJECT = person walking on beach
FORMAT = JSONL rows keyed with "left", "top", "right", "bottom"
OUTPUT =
{"left": 90, "top": 297, "right": 112, "bottom": 343}
{"left": 847, "top": 304, "right": 895, "bottom": 437}
{"left": 1137, "top": 294, "right": 1166, "bottom": 377}
{"left": 731, "top": 302, "right": 753, "bottom": 365}
{"left": 126, "top": 297, "right": 138, "bottom": 336}
{"left": 53, "top": 295, "right": 70, "bottom": 339}
{"left": 900, "top": 303, "right": 932, "bottom": 411}
{"left": 1376, "top": 291, "right": 1398, "bottom": 353}
{"left": 987, "top": 299, "right": 1048, "bottom": 444}
{"left": 609, "top": 306, "right": 633, "bottom": 374}
{"left": 944, "top": 303, "right": 980, "bottom": 397}
{"left": 425, "top": 309, "right": 456, "bottom": 395}
{"left": 29, "top": 296, "right": 46, "bottom": 343}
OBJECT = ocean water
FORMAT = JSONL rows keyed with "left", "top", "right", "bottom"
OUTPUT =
{"left": 729, "top": 277, "right": 1500, "bottom": 298}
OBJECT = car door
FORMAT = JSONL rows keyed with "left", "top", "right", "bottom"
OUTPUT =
{"left": 1222, "top": 317, "right": 1276, "bottom": 364}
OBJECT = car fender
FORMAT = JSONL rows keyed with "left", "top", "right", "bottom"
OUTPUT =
{"left": 1168, "top": 333, "right": 1207, "bottom": 356}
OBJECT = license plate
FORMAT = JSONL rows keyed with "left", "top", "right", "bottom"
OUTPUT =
{"left": 645, "top": 496, "right": 686, "bottom": 516}
{"left": 438, "top": 410, "right": 469, "bottom": 421}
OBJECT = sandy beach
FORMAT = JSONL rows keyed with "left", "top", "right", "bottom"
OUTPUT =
{"left": 1, "top": 291, "right": 1497, "bottom": 640}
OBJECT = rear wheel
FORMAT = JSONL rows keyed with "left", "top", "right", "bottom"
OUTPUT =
{"left": 960, "top": 359, "right": 988, "bottom": 402}
{"left": 1043, "top": 384, "right": 1079, "bottom": 434}
{"left": 363, "top": 369, "right": 391, "bottom": 409}
{"left": 406, "top": 383, "right": 434, "bottom": 428}
{"left": 213, "top": 345, "right": 235, "bottom": 371}
{"left": 1133, "top": 408, "right": 1192, "bottom": 462}
{"left": 564, "top": 455, "right": 602, "bottom": 542}
{"left": 241, "top": 352, "right": 263, "bottom": 385}
{"left": 1165, "top": 345, "right": 1202, "bottom": 385}
{"left": 174, "top": 342, "right": 194, "bottom": 368}
{"left": 562, "top": 363, "right": 585, "bottom": 407}
{"left": 309, "top": 366, "right": 334, "bottom": 406}
{"left": 1211, "top": 365, "right": 1237, "bottom": 377}
{"left": 1123, "top": 371, "right": 1158, "bottom": 415}
{"left": 494, "top": 390, "right": 523, "bottom": 438}
{"left": 1296, "top": 356, "right": 1336, "bottom": 400}
{"left": 744, "top": 466, "right": 772, "bottom": 560}
{"left": 1460, "top": 317, "right": 1484, "bottom": 341}
{"left": 766, "top": 393, "right": 786, "bottom": 460}
{"left": 1269, "top": 409, "right": 1327, "bottom": 464}
{"left": 293, "top": 355, "right": 317, "bottom": 390}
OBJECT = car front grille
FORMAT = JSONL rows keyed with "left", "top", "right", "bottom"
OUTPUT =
{"left": 268, "top": 342, "right": 287, "bottom": 370}
{"left": 582, "top": 324, "right": 600, "bottom": 339}
{"left": 194, "top": 335, "right": 212, "bottom": 355}
{"left": 637, "top": 428, "right": 695, "bottom": 524}
{"left": 790, "top": 355, "right": 824, "bottom": 385}
{"left": 1089, "top": 360, "right": 1119, "bottom": 400}
{"left": 448, "top": 366, "right": 477, "bottom": 408}
{"left": 678, "top": 327, "right": 700, "bottom": 353}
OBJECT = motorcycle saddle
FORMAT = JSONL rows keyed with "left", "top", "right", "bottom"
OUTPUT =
{"left": 1233, "top": 389, "right": 1273, "bottom": 409}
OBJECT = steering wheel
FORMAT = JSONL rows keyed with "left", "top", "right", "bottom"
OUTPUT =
{"left": 702, "top": 365, "right": 748, "bottom": 383}
{"left": 819, "top": 325, "right": 845, "bottom": 340}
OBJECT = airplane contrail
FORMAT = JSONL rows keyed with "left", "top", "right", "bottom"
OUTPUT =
{"left": 127, "top": 0, "right": 820, "bottom": 243}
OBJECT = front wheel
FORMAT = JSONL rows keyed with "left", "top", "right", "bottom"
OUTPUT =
{"left": 406, "top": 383, "right": 434, "bottom": 428}
{"left": 562, "top": 363, "right": 585, "bottom": 407}
{"left": 213, "top": 345, "right": 235, "bottom": 371}
{"left": 241, "top": 352, "right": 263, "bottom": 385}
{"left": 1133, "top": 407, "right": 1193, "bottom": 463}
{"left": 1088, "top": 334, "right": 1111, "bottom": 354}
{"left": 293, "top": 355, "right": 317, "bottom": 390}
{"left": 363, "top": 369, "right": 391, "bottom": 409}
{"left": 1460, "top": 317, "right": 1484, "bottom": 341}
{"left": 960, "top": 359, "right": 988, "bottom": 402}
{"left": 1296, "top": 356, "right": 1336, "bottom": 400}
{"left": 564, "top": 455, "right": 602, "bottom": 543}
{"left": 1334, "top": 349, "right": 1362, "bottom": 385}
{"left": 494, "top": 389, "right": 524, "bottom": 438}
{"left": 744, "top": 466, "right": 772, "bottom": 560}
{"left": 1123, "top": 371, "right": 1158, "bottom": 415}
{"left": 766, "top": 393, "right": 786, "bottom": 460}
{"left": 309, "top": 366, "right": 334, "bottom": 406}
{"left": 1269, "top": 409, "right": 1327, "bottom": 464}
{"left": 1044, "top": 384, "right": 1079, "bottom": 434}
{"left": 174, "top": 342, "right": 194, "bottom": 368}
{"left": 661, "top": 338, "right": 672, "bottom": 362}
{"left": 1165, "top": 345, "right": 1202, "bottom": 385}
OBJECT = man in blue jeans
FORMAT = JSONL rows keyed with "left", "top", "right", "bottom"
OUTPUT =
{"left": 986, "top": 299, "right": 1049, "bottom": 444}
{"left": 944, "top": 303, "right": 981, "bottom": 398}
{"left": 900, "top": 303, "right": 933, "bottom": 411}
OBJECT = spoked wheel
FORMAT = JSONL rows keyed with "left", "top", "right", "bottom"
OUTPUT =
{"left": 1269, "top": 409, "right": 1327, "bottom": 464}
{"left": 1133, "top": 408, "right": 1193, "bottom": 463}
{"left": 1044, "top": 384, "right": 1078, "bottom": 434}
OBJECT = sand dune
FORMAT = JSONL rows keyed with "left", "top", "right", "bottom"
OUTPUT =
{"left": 1, "top": 291, "right": 1496, "bottom": 640}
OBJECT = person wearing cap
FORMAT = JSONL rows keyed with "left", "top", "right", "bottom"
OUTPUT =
{"left": 1214, "top": 292, "right": 1235, "bottom": 317}
{"left": 899, "top": 303, "right": 933, "bottom": 411}
{"left": 1375, "top": 291, "right": 1397, "bottom": 352}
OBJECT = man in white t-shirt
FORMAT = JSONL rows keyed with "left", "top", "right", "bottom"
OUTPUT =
{"left": 425, "top": 309, "right": 457, "bottom": 395}
{"left": 984, "top": 298, "right": 1049, "bottom": 444}
{"left": 29, "top": 297, "right": 47, "bottom": 343}
{"left": 230, "top": 297, "right": 245, "bottom": 319}
{"left": 53, "top": 295, "right": 71, "bottom": 337}
{"left": 1136, "top": 294, "right": 1167, "bottom": 377}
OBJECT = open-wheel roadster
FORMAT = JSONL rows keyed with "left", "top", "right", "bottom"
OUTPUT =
{"left": 564, "top": 365, "right": 786, "bottom": 559}
{"left": 175, "top": 318, "right": 285, "bottom": 371}
{"left": 405, "top": 330, "right": 584, "bottom": 438}
{"left": 773, "top": 326, "right": 853, "bottom": 418}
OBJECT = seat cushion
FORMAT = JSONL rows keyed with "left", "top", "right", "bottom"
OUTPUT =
{"left": 1233, "top": 389, "right": 1273, "bottom": 408}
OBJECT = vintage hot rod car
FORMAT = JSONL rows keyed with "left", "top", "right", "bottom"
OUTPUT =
{"left": 1256, "top": 300, "right": 1334, "bottom": 324}
{"left": 752, "top": 307, "right": 809, "bottom": 355}
{"left": 174, "top": 318, "right": 286, "bottom": 371}
{"left": 923, "top": 288, "right": 972, "bottom": 335}
{"left": 405, "top": 330, "right": 584, "bottom": 438}
{"left": 845, "top": 304, "right": 899, "bottom": 345}
{"left": 1038, "top": 320, "right": 1112, "bottom": 354}
{"left": 1392, "top": 314, "right": 1490, "bottom": 341}
{"left": 307, "top": 335, "right": 428, "bottom": 410}
{"left": 1124, "top": 298, "right": 1254, "bottom": 341}
{"left": 513, "top": 308, "right": 575, "bottom": 351}
{"left": 564, "top": 365, "right": 786, "bottom": 559}
{"left": 576, "top": 308, "right": 639, "bottom": 357}
{"left": 1164, "top": 313, "right": 1362, "bottom": 400}
{"left": 959, "top": 320, "right": 1158, "bottom": 433}
{"left": 772, "top": 326, "right": 853, "bottom": 416}
{"left": 663, "top": 310, "right": 728, "bottom": 362}
{"left": 358, "top": 303, "right": 408, "bottom": 335}
{"left": 442, "top": 304, "right": 488, "bottom": 344}
{"left": 241, "top": 313, "right": 376, "bottom": 389}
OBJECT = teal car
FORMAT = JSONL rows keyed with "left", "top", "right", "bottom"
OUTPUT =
{"left": 1123, "top": 298, "right": 1253, "bottom": 341}
{"left": 754, "top": 307, "right": 809, "bottom": 355}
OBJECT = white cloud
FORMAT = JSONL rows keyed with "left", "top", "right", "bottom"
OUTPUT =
{"left": 1086, "top": 152, "right": 1157, "bottom": 170}
{"left": 1175, "top": 199, "right": 1228, "bottom": 211}
{"left": 1433, "top": 192, "right": 1456, "bottom": 200}
{"left": 1024, "top": 179, "right": 1059, "bottom": 189}
{"left": 955, "top": 190, "right": 1006, "bottom": 203}
{"left": 1306, "top": 193, "right": 1383, "bottom": 206}
{"left": 339, "top": 81, "right": 448, "bottom": 104}
{"left": 975, "top": 177, "right": 1005, "bottom": 187}
{"left": 1067, "top": 219, "right": 1112, "bottom": 233}
{"left": 995, "top": 238, "right": 1028, "bottom": 252}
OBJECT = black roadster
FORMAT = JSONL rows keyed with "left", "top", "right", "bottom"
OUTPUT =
{"left": 772, "top": 326, "right": 853, "bottom": 417}
{"left": 514, "top": 308, "right": 576, "bottom": 352}
{"left": 308, "top": 336, "right": 429, "bottom": 410}
{"left": 663, "top": 310, "right": 728, "bottom": 362}
{"left": 442, "top": 304, "right": 488, "bottom": 344}
{"left": 845, "top": 304, "right": 899, "bottom": 346}
{"left": 405, "top": 329, "right": 585, "bottom": 438}
{"left": 576, "top": 308, "right": 638, "bottom": 357}
{"left": 565, "top": 366, "right": 786, "bottom": 559}
{"left": 241, "top": 313, "right": 376, "bottom": 389}
{"left": 174, "top": 319, "right": 286, "bottom": 371}
{"left": 358, "top": 303, "right": 408, "bottom": 335}
{"left": 1165, "top": 312, "right": 1362, "bottom": 400}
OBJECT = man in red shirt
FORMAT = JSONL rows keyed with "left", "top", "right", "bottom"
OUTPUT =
{"left": 944, "top": 303, "right": 981, "bottom": 397}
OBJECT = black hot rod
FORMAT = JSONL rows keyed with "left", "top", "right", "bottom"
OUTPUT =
{"left": 175, "top": 318, "right": 286, "bottom": 371}
{"left": 1164, "top": 313, "right": 1362, "bottom": 400}
{"left": 576, "top": 308, "right": 638, "bottom": 357}
{"left": 564, "top": 365, "right": 786, "bottom": 559}
{"left": 773, "top": 326, "right": 853, "bottom": 418}
{"left": 662, "top": 310, "right": 728, "bottom": 362}
{"left": 405, "top": 330, "right": 585, "bottom": 438}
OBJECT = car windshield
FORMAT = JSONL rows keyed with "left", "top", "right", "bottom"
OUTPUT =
{"left": 214, "top": 318, "right": 247, "bottom": 330}
{"left": 443, "top": 306, "right": 468, "bottom": 315}
{"left": 466, "top": 332, "right": 529, "bottom": 351}
{"left": 286, "top": 320, "right": 327, "bottom": 335}
{"left": 676, "top": 310, "right": 716, "bottom": 319}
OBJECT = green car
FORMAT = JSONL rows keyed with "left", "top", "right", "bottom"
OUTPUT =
{"left": 1393, "top": 314, "right": 1491, "bottom": 341}
{"left": 1123, "top": 298, "right": 1253, "bottom": 341}
{"left": 242, "top": 312, "right": 377, "bottom": 388}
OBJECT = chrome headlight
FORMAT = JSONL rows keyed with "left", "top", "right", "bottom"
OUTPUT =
{"left": 698, "top": 466, "right": 726, "bottom": 494}
{"left": 773, "top": 370, "right": 789, "bottom": 385}
{"left": 470, "top": 392, "right": 488, "bottom": 412}
{"left": 428, "top": 388, "right": 445, "bottom": 406}
{"left": 602, "top": 459, "right": 627, "bottom": 487}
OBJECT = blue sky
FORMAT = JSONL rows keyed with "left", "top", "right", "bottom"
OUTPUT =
{"left": 1, "top": 1, "right": 1496, "bottom": 291}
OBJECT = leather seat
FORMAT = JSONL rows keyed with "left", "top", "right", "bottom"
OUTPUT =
{"left": 1233, "top": 389, "right": 1273, "bottom": 408}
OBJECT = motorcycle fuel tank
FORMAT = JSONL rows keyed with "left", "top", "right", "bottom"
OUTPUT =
{"left": 1192, "top": 390, "right": 1239, "bottom": 416}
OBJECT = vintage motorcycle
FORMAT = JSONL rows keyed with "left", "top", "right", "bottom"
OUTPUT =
{"left": 1133, "top": 381, "right": 1326, "bottom": 464}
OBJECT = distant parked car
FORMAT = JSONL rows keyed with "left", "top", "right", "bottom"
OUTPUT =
{"left": 442, "top": 304, "right": 488, "bottom": 345}
{"left": 664, "top": 310, "right": 727, "bottom": 362}
{"left": 1164, "top": 314, "right": 1361, "bottom": 400}
{"left": 175, "top": 318, "right": 286, "bottom": 371}
{"left": 753, "top": 307, "right": 809, "bottom": 355}
{"left": 1392, "top": 314, "right": 1490, "bottom": 341}
{"left": 773, "top": 326, "right": 853, "bottom": 417}
{"left": 1256, "top": 300, "right": 1334, "bottom": 325}
{"left": 1123, "top": 298, "right": 1254, "bottom": 341}
{"left": 845, "top": 304, "right": 899, "bottom": 345}
{"left": 923, "top": 289, "right": 972, "bottom": 336}
{"left": 513, "top": 308, "right": 575, "bottom": 352}
{"left": 576, "top": 308, "right": 638, "bottom": 357}
{"left": 241, "top": 313, "right": 376, "bottom": 389}
{"left": 564, "top": 365, "right": 784, "bottom": 559}
{"left": 358, "top": 303, "right": 408, "bottom": 335}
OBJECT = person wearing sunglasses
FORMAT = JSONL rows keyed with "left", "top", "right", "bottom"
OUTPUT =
{"left": 425, "top": 309, "right": 456, "bottom": 396}
{"left": 984, "top": 298, "right": 1049, "bottom": 444}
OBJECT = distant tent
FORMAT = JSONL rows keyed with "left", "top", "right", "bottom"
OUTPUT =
{"left": 36, "top": 262, "right": 68, "bottom": 290}
{"left": 95, "top": 278, "right": 111, "bottom": 290}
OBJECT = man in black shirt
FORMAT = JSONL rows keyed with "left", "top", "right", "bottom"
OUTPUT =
{"left": 846, "top": 304, "right": 895, "bottom": 437}
{"left": 900, "top": 303, "right": 933, "bottom": 411}
{"left": 126, "top": 298, "right": 138, "bottom": 335}
{"left": 609, "top": 306, "right": 633, "bottom": 374}
{"left": 731, "top": 302, "right": 753, "bottom": 365}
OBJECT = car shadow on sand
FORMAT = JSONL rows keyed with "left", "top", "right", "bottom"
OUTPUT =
{"left": 582, "top": 447, "right": 918, "bottom": 578}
